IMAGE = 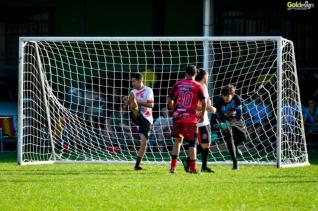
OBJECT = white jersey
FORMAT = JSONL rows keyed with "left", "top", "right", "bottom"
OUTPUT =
{"left": 131, "top": 86, "right": 154, "bottom": 124}
{"left": 197, "top": 84, "right": 210, "bottom": 127}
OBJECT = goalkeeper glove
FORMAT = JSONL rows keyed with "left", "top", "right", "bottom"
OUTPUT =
{"left": 211, "top": 132, "right": 218, "bottom": 143}
{"left": 216, "top": 120, "right": 232, "bottom": 131}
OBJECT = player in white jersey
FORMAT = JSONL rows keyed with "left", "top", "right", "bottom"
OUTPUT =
{"left": 181, "top": 68, "right": 216, "bottom": 173}
{"left": 126, "top": 73, "right": 154, "bottom": 170}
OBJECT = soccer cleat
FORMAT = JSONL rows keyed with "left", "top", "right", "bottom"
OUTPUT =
{"left": 170, "top": 168, "right": 177, "bottom": 173}
{"left": 181, "top": 157, "right": 189, "bottom": 172}
{"left": 201, "top": 166, "right": 215, "bottom": 173}
{"left": 134, "top": 166, "right": 143, "bottom": 171}
{"left": 129, "top": 92, "right": 139, "bottom": 114}
{"left": 189, "top": 169, "right": 200, "bottom": 174}
{"left": 232, "top": 163, "right": 239, "bottom": 170}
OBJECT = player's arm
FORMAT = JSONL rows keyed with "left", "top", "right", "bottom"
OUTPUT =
{"left": 211, "top": 98, "right": 222, "bottom": 129}
{"left": 199, "top": 99, "right": 207, "bottom": 122}
{"left": 167, "top": 97, "right": 174, "bottom": 110}
{"left": 207, "top": 99, "right": 217, "bottom": 113}
{"left": 167, "top": 84, "right": 176, "bottom": 110}
{"left": 127, "top": 91, "right": 137, "bottom": 106}
{"left": 232, "top": 95, "right": 242, "bottom": 123}
{"left": 211, "top": 113, "right": 218, "bottom": 129}
{"left": 198, "top": 85, "right": 207, "bottom": 122}
{"left": 122, "top": 96, "right": 129, "bottom": 105}
{"left": 196, "top": 99, "right": 216, "bottom": 113}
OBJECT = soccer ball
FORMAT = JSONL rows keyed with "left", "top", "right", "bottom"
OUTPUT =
{"left": 142, "top": 70, "right": 157, "bottom": 87}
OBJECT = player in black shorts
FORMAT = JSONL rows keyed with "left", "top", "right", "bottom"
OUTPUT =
{"left": 125, "top": 73, "right": 154, "bottom": 170}
{"left": 211, "top": 84, "right": 247, "bottom": 170}
{"left": 181, "top": 68, "right": 217, "bottom": 173}
{"left": 129, "top": 109, "right": 152, "bottom": 141}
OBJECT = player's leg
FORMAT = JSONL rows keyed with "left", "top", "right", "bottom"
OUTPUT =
{"left": 134, "top": 116, "right": 151, "bottom": 170}
{"left": 170, "top": 136, "right": 183, "bottom": 173}
{"left": 232, "top": 125, "right": 246, "bottom": 146}
{"left": 199, "top": 125, "right": 215, "bottom": 173}
{"left": 170, "top": 121, "right": 185, "bottom": 173}
{"left": 180, "top": 140, "right": 192, "bottom": 172}
{"left": 222, "top": 127, "right": 238, "bottom": 170}
{"left": 134, "top": 134, "right": 148, "bottom": 170}
{"left": 232, "top": 125, "right": 247, "bottom": 157}
{"left": 170, "top": 121, "right": 186, "bottom": 173}
{"left": 188, "top": 140, "right": 198, "bottom": 173}
{"left": 179, "top": 123, "right": 197, "bottom": 173}
{"left": 129, "top": 92, "right": 139, "bottom": 118}
{"left": 187, "top": 124, "right": 199, "bottom": 173}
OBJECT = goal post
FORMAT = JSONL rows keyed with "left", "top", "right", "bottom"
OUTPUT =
{"left": 18, "top": 36, "right": 309, "bottom": 167}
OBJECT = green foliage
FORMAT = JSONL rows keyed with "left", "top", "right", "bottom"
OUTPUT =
{"left": 0, "top": 152, "right": 317, "bottom": 210}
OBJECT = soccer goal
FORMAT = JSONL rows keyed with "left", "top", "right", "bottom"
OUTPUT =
{"left": 18, "top": 36, "right": 308, "bottom": 167}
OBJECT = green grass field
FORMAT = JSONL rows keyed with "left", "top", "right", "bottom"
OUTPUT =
{"left": 1, "top": 150, "right": 318, "bottom": 210}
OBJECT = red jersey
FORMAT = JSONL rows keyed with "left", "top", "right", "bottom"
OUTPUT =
{"left": 169, "top": 79, "right": 206, "bottom": 123}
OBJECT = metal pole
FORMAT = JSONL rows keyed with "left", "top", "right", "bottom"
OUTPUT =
{"left": 203, "top": 0, "right": 211, "bottom": 37}
{"left": 34, "top": 42, "right": 56, "bottom": 162}
{"left": 17, "top": 38, "right": 25, "bottom": 165}
{"left": 203, "top": 0, "right": 216, "bottom": 98}
{"left": 203, "top": 0, "right": 211, "bottom": 70}
{"left": 276, "top": 37, "right": 283, "bottom": 168}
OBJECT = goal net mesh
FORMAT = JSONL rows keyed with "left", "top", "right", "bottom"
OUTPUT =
{"left": 19, "top": 37, "right": 308, "bottom": 166}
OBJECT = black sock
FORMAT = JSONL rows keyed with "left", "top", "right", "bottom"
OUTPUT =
{"left": 135, "top": 156, "right": 142, "bottom": 167}
{"left": 201, "top": 148, "right": 209, "bottom": 168}
{"left": 172, "top": 155, "right": 178, "bottom": 160}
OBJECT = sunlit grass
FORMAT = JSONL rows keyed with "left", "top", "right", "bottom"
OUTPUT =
{"left": 0, "top": 151, "right": 317, "bottom": 210}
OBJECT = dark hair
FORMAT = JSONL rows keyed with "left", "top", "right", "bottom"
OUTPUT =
{"left": 185, "top": 65, "right": 197, "bottom": 76}
{"left": 132, "top": 72, "right": 143, "bottom": 81}
{"left": 195, "top": 68, "right": 208, "bottom": 82}
{"left": 221, "top": 84, "right": 236, "bottom": 96}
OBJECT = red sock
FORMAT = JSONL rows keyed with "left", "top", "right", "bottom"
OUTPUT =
{"left": 189, "top": 160, "right": 196, "bottom": 172}
{"left": 171, "top": 159, "right": 177, "bottom": 169}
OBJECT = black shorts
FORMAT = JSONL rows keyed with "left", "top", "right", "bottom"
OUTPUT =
{"left": 222, "top": 124, "right": 247, "bottom": 146}
{"left": 130, "top": 111, "right": 151, "bottom": 139}
{"left": 198, "top": 125, "right": 211, "bottom": 144}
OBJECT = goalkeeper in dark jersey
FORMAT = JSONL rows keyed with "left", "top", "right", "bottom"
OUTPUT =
{"left": 211, "top": 84, "right": 246, "bottom": 170}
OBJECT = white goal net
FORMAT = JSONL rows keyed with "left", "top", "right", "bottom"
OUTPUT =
{"left": 18, "top": 37, "right": 308, "bottom": 167}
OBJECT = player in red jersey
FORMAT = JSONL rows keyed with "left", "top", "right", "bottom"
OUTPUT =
{"left": 168, "top": 65, "right": 207, "bottom": 173}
